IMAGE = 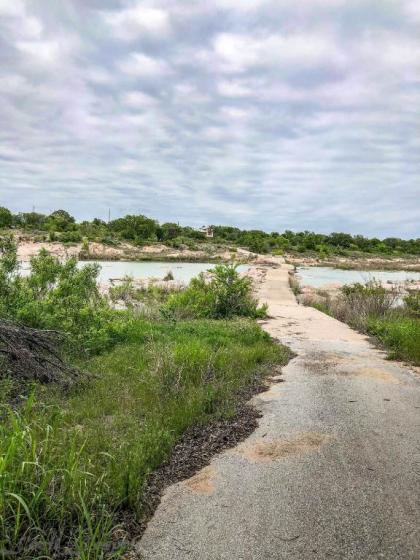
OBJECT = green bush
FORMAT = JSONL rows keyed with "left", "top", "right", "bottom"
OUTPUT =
{"left": 56, "top": 230, "right": 82, "bottom": 243}
{"left": 0, "top": 240, "right": 121, "bottom": 355}
{"left": 367, "top": 316, "right": 420, "bottom": 364}
{"left": 100, "top": 236, "right": 119, "bottom": 246}
{"left": 404, "top": 290, "right": 420, "bottom": 317}
{"left": 0, "top": 206, "right": 13, "bottom": 228}
{"left": 162, "top": 264, "right": 267, "bottom": 319}
{"left": 334, "top": 281, "right": 399, "bottom": 330}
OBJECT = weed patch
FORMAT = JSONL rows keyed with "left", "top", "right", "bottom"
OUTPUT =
{"left": 0, "top": 318, "right": 289, "bottom": 558}
{"left": 303, "top": 281, "right": 420, "bottom": 365}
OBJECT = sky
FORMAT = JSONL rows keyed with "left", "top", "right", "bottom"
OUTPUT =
{"left": 0, "top": 0, "right": 419, "bottom": 238}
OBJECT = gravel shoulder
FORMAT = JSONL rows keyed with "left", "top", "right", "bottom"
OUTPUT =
{"left": 137, "top": 264, "right": 420, "bottom": 560}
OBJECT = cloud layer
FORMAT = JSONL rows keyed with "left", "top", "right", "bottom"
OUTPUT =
{"left": 1, "top": 0, "right": 419, "bottom": 236}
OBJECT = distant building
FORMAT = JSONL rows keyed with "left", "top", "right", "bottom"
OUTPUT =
{"left": 199, "top": 226, "right": 214, "bottom": 238}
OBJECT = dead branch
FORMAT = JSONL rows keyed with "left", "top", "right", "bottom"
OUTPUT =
{"left": 0, "top": 320, "right": 83, "bottom": 386}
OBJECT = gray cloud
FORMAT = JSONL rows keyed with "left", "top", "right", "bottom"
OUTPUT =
{"left": 0, "top": 0, "right": 419, "bottom": 237}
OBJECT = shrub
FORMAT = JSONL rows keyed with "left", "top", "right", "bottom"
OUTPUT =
{"left": 101, "top": 236, "right": 119, "bottom": 246}
{"left": 332, "top": 281, "right": 399, "bottom": 330}
{"left": 162, "top": 264, "right": 266, "bottom": 319}
{"left": 57, "top": 231, "right": 82, "bottom": 243}
{"left": 109, "top": 276, "right": 137, "bottom": 306}
{"left": 0, "top": 206, "right": 13, "bottom": 228}
{"left": 0, "top": 241, "right": 122, "bottom": 355}
{"left": 404, "top": 290, "right": 420, "bottom": 317}
{"left": 367, "top": 316, "right": 420, "bottom": 364}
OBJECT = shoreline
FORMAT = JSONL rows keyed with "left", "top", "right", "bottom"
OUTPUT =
{"left": 13, "top": 239, "right": 420, "bottom": 272}
{"left": 286, "top": 254, "right": 420, "bottom": 272}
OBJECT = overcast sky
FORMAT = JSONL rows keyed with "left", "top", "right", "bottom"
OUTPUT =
{"left": 0, "top": 0, "right": 419, "bottom": 237}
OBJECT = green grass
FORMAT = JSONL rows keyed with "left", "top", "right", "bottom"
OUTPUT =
{"left": 367, "top": 315, "right": 420, "bottom": 364}
{"left": 0, "top": 317, "right": 289, "bottom": 559}
{"left": 303, "top": 282, "right": 420, "bottom": 365}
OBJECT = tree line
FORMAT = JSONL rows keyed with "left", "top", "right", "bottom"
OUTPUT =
{"left": 0, "top": 206, "right": 418, "bottom": 256}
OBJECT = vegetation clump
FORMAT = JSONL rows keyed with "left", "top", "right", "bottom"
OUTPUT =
{"left": 288, "top": 272, "right": 302, "bottom": 296}
{"left": 0, "top": 237, "right": 122, "bottom": 355}
{"left": 304, "top": 280, "right": 420, "bottom": 364}
{"left": 163, "top": 264, "right": 267, "bottom": 319}
{"left": 163, "top": 270, "right": 174, "bottom": 281}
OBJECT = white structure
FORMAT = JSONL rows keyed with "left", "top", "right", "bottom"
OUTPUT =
{"left": 199, "top": 226, "right": 214, "bottom": 238}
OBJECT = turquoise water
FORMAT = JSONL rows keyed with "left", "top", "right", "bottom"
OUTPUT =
{"left": 296, "top": 266, "right": 420, "bottom": 288}
{"left": 82, "top": 261, "right": 249, "bottom": 283}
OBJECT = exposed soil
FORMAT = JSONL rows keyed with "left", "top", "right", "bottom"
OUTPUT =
{"left": 236, "top": 432, "right": 332, "bottom": 463}
{"left": 16, "top": 238, "right": 253, "bottom": 264}
{"left": 286, "top": 253, "right": 420, "bottom": 272}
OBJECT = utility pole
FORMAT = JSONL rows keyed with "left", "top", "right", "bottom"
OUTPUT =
{"left": 108, "top": 208, "right": 111, "bottom": 223}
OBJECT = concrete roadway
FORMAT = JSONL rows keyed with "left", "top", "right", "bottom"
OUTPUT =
{"left": 137, "top": 265, "right": 420, "bottom": 559}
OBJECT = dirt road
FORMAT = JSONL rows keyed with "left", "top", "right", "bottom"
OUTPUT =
{"left": 138, "top": 265, "right": 420, "bottom": 559}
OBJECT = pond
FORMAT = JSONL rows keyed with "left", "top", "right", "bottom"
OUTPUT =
{"left": 296, "top": 266, "right": 420, "bottom": 288}
{"left": 20, "top": 260, "right": 249, "bottom": 284}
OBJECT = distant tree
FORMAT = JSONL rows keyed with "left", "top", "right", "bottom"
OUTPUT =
{"left": 47, "top": 210, "right": 75, "bottom": 232}
{"left": 79, "top": 219, "right": 108, "bottom": 239}
{"left": 213, "top": 226, "right": 241, "bottom": 242}
{"left": 109, "top": 214, "right": 157, "bottom": 241}
{"left": 19, "top": 212, "right": 47, "bottom": 230}
{"left": 157, "top": 222, "right": 182, "bottom": 241}
{"left": 0, "top": 207, "right": 12, "bottom": 228}
{"left": 92, "top": 218, "right": 106, "bottom": 227}
{"left": 274, "top": 235, "right": 290, "bottom": 250}
{"left": 383, "top": 238, "right": 400, "bottom": 251}
{"left": 353, "top": 235, "right": 370, "bottom": 251}
{"left": 328, "top": 232, "right": 353, "bottom": 248}
{"left": 182, "top": 226, "right": 205, "bottom": 240}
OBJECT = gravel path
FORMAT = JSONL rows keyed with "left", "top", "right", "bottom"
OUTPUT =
{"left": 137, "top": 265, "right": 420, "bottom": 559}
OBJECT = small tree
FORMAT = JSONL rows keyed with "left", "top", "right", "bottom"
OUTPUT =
{"left": 109, "top": 214, "right": 157, "bottom": 241}
{"left": 0, "top": 207, "right": 13, "bottom": 228}
{"left": 47, "top": 209, "right": 75, "bottom": 232}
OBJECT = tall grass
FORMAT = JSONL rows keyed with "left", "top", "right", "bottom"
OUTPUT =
{"left": 0, "top": 396, "right": 120, "bottom": 559}
{"left": 367, "top": 316, "right": 420, "bottom": 364}
{"left": 288, "top": 273, "right": 301, "bottom": 297}
{"left": 0, "top": 318, "right": 289, "bottom": 558}
{"left": 303, "top": 281, "right": 420, "bottom": 364}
